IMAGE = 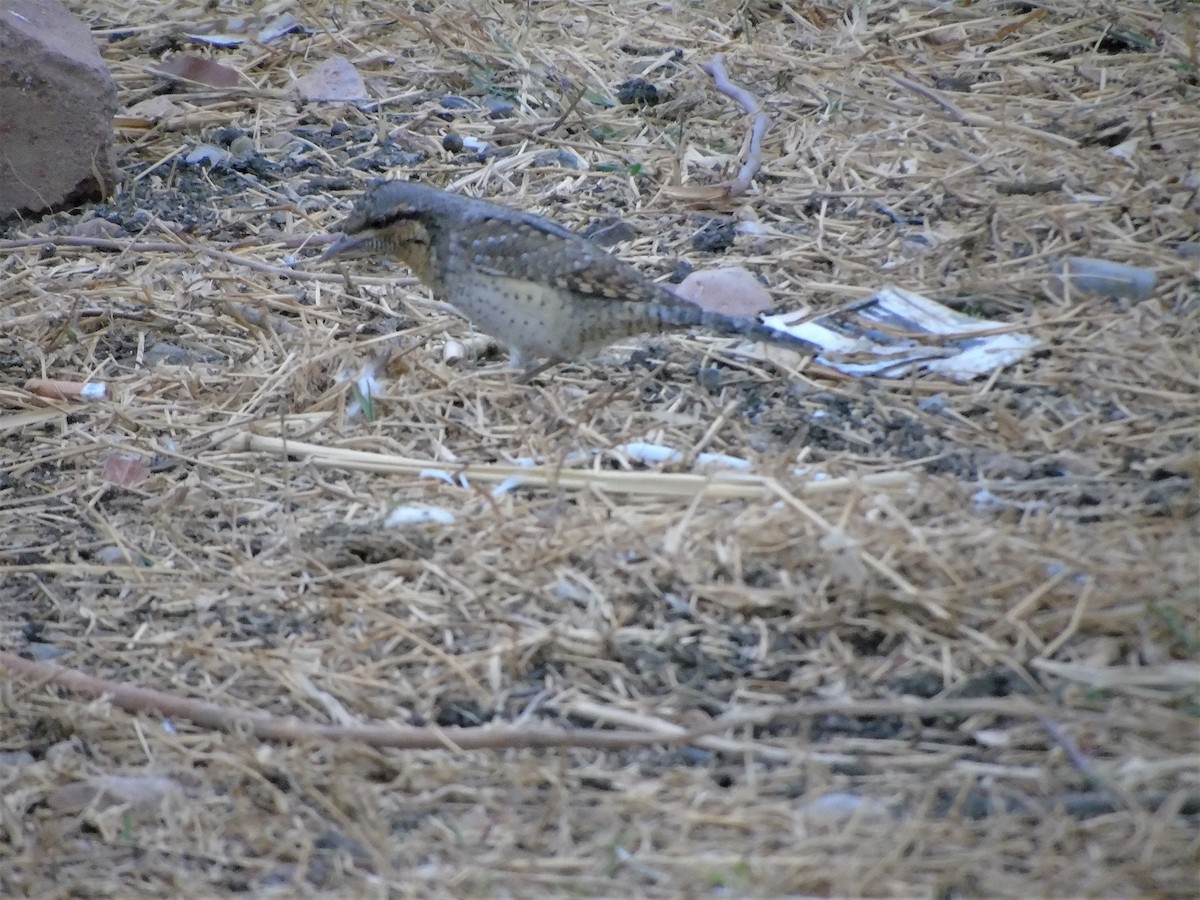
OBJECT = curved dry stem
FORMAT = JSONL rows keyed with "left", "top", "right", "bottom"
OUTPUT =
{"left": 700, "top": 54, "right": 772, "bottom": 196}
{"left": 0, "top": 650, "right": 688, "bottom": 752}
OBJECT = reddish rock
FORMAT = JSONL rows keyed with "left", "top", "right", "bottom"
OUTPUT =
{"left": 0, "top": 0, "right": 118, "bottom": 220}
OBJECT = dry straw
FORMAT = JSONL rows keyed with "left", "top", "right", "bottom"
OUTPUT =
{"left": 1, "top": 0, "right": 1197, "bottom": 895}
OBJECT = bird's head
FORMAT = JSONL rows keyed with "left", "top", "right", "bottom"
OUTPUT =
{"left": 320, "top": 180, "right": 447, "bottom": 264}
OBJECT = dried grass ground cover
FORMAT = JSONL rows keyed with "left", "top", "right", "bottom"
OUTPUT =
{"left": 2, "top": 1, "right": 1198, "bottom": 896}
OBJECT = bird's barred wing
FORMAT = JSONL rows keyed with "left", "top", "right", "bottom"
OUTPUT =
{"left": 446, "top": 218, "right": 667, "bottom": 305}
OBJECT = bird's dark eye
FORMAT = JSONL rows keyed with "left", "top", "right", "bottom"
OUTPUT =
{"left": 370, "top": 206, "right": 418, "bottom": 225}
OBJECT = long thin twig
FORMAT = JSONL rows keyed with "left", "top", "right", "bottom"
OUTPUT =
{"left": 0, "top": 650, "right": 687, "bottom": 752}
{"left": 230, "top": 431, "right": 916, "bottom": 500}
{"left": 700, "top": 55, "right": 772, "bottom": 196}
{"left": 0, "top": 234, "right": 414, "bottom": 288}
{"left": 2, "top": 649, "right": 1065, "bottom": 761}
{"left": 889, "top": 74, "right": 1079, "bottom": 148}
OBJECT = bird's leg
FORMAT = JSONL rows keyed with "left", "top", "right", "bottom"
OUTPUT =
{"left": 516, "top": 356, "right": 562, "bottom": 384}
{"left": 505, "top": 345, "right": 560, "bottom": 383}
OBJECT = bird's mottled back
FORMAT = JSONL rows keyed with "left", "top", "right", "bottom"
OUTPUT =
{"left": 446, "top": 218, "right": 666, "bottom": 306}
{"left": 343, "top": 179, "right": 576, "bottom": 242}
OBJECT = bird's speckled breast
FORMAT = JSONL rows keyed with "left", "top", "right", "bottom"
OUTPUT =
{"left": 441, "top": 270, "right": 592, "bottom": 359}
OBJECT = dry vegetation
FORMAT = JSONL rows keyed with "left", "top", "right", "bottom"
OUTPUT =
{"left": 2, "top": 0, "right": 1198, "bottom": 896}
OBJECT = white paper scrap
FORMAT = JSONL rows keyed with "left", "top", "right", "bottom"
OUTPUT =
{"left": 384, "top": 506, "right": 455, "bottom": 527}
{"left": 759, "top": 286, "right": 1038, "bottom": 382}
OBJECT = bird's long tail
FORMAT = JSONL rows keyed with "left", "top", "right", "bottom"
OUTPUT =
{"left": 651, "top": 295, "right": 820, "bottom": 356}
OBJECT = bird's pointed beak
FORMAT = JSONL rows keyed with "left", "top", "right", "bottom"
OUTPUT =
{"left": 318, "top": 232, "right": 369, "bottom": 262}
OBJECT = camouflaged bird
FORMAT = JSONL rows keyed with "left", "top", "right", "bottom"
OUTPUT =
{"left": 320, "top": 180, "right": 818, "bottom": 378}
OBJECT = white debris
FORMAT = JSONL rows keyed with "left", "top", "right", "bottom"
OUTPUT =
{"left": 759, "top": 286, "right": 1039, "bottom": 382}
{"left": 383, "top": 506, "right": 455, "bottom": 527}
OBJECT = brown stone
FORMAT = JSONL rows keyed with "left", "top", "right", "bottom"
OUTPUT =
{"left": 0, "top": 0, "right": 118, "bottom": 220}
